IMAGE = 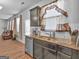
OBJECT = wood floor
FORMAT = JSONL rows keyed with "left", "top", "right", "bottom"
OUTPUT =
{"left": 0, "top": 38, "right": 32, "bottom": 59}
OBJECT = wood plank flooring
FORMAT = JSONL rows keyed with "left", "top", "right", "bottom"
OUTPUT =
{"left": 0, "top": 38, "right": 32, "bottom": 59}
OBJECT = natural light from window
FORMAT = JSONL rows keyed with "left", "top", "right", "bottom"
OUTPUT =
{"left": 25, "top": 20, "right": 30, "bottom": 35}
{"left": 16, "top": 17, "right": 20, "bottom": 32}
{"left": 43, "top": 0, "right": 65, "bottom": 31}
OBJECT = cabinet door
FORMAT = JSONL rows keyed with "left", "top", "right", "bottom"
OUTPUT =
{"left": 57, "top": 52, "right": 71, "bottom": 59}
{"left": 58, "top": 46, "right": 72, "bottom": 56}
{"left": 25, "top": 36, "right": 33, "bottom": 56}
{"left": 30, "top": 6, "right": 40, "bottom": 26}
{"left": 72, "top": 50, "right": 79, "bottom": 59}
{"left": 33, "top": 42, "right": 43, "bottom": 59}
{"left": 44, "top": 49, "right": 56, "bottom": 59}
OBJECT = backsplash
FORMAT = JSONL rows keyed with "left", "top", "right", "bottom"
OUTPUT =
{"left": 31, "top": 27, "right": 71, "bottom": 40}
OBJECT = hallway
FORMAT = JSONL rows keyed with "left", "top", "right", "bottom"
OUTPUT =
{"left": 0, "top": 38, "right": 32, "bottom": 59}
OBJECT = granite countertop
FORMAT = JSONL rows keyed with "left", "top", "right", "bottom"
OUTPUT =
{"left": 25, "top": 35, "right": 79, "bottom": 51}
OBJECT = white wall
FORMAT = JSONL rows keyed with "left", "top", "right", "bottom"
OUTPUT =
{"left": 64, "top": 0, "right": 79, "bottom": 31}
{"left": 0, "top": 20, "right": 7, "bottom": 35}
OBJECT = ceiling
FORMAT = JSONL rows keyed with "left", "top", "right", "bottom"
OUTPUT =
{"left": 0, "top": 0, "right": 42, "bottom": 20}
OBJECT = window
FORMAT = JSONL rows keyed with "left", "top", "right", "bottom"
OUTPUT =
{"left": 25, "top": 19, "right": 30, "bottom": 35}
{"left": 16, "top": 17, "right": 20, "bottom": 32}
{"left": 42, "top": 0, "right": 66, "bottom": 31}
{"left": 11, "top": 20, "right": 14, "bottom": 30}
{"left": 7, "top": 21, "right": 10, "bottom": 30}
{"left": 45, "top": 16, "right": 59, "bottom": 30}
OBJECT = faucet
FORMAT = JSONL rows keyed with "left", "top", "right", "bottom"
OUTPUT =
{"left": 45, "top": 31, "right": 55, "bottom": 40}
{"left": 45, "top": 32, "right": 52, "bottom": 40}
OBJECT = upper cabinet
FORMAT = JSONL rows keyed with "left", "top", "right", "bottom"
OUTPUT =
{"left": 30, "top": 6, "right": 41, "bottom": 26}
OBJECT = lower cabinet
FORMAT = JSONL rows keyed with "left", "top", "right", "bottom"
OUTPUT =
{"left": 33, "top": 42, "right": 43, "bottom": 59}
{"left": 57, "top": 46, "right": 72, "bottom": 59}
{"left": 57, "top": 52, "right": 71, "bottom": 59}
{"left": 33, "top": 39, "right": 57, "bottom": 59}
{"left": 33, "top": 39, "right": 79, "bottom": 59}
{"left": 72, "top": 50, "right": 79, "bottom": 59}
{"left": 44, "top": 49, "right": 56, "bottom": 59}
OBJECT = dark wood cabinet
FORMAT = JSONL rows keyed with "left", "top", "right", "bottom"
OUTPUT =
{"left": 30, "top": 6, "right": 41, "bottom": 26}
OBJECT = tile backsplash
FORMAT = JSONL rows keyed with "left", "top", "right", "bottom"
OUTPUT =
{"left": 31, "top": 27, "right": 71, "bottom": 40}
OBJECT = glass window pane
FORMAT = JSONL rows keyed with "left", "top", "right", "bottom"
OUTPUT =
{"left": 25, "top": 20, "right": 30, "bottom": 35}
{"left": 16, "top": 17, "right": 20, "bottom": 32}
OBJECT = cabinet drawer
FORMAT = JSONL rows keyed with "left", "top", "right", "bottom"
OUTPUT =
{"left": 58, "top": 46, "right": 72, "bottom": 56}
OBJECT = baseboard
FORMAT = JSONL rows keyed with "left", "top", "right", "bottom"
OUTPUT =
{"left": 16, "top": 39, "right": 25, "bottom": 44}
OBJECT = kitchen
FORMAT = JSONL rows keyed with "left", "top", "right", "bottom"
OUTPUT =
{"left": 25, "top": 0, "right": 79, "bottom": 59}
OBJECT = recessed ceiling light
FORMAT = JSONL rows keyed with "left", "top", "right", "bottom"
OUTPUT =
{"left": 0, "top": 6, "right": 3, "bottom": 10}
